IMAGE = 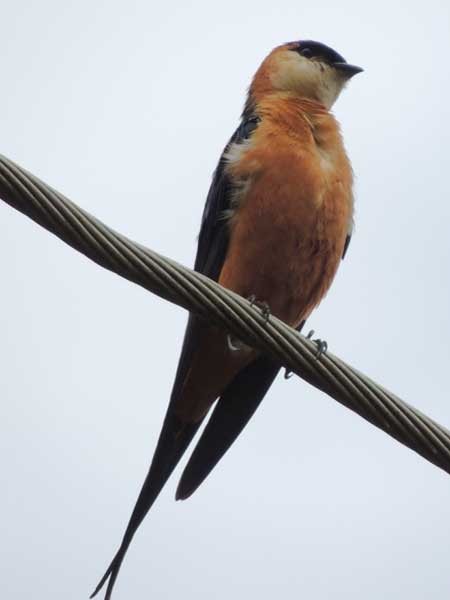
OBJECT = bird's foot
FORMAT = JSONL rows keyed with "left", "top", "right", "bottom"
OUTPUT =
{"left": 248, "top": 295, "right": 271, "bottom": 323}
{"left": 306, "top": 330, "right": 328, "bottom": 359}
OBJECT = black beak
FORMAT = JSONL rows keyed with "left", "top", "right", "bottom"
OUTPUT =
{"left": 332, "top": 62, "right": 364, "bottom": 78}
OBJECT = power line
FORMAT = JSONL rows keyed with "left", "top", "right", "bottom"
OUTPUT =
{"left": 1, "top": 152, "right": 449, "bottom": 475}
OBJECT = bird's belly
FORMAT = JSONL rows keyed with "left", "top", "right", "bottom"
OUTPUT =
{"left": 219, "top": 177, "right": 350, "bottom": 326}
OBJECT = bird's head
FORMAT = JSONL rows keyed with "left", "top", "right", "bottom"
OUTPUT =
{"left": 248, "top": 41, "right": 363, "bottom": 110}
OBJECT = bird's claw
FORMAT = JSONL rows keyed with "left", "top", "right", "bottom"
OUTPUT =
{"left": 248, "top": 295, "right": 271, "bottom": 323}
{"left": 306, "top": 330, "right": 328, "bottom": 359}
{"left": 261, "top": 302, "right": 271, "bottom": 323}
{"left": 313, "top": 339, "right": 328, "bottom": 359}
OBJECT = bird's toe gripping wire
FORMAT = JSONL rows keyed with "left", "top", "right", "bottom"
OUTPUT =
{"left": 306, "top": 329, "right": 328, "bottom": 359}
{"left": 314, "top": 339, "right": 328, "bottom": 358}
{"left": 284, "top": 328, "right": 328, "bottom": 379}
{"left": 228, "top": 295, "right": 271, "bottom": 353}
{"left": 248, "top": 294, "right": 271, "bottom": 323}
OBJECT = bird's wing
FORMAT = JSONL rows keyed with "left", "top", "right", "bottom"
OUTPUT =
{"left": 195, "top": 115, "right": 261, "bottom": 278}
{"left": 91, "top": 115, "right": 261, "bottom": 600}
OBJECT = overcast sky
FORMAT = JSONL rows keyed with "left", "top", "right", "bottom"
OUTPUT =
{"left": 1, "top": 1, "right": 450, "bottom": 599}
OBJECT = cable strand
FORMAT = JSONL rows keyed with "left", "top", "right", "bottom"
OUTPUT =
{"left": 1, "top": 153, "right": 450, "bottom": 476}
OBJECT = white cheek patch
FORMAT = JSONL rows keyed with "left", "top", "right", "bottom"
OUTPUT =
{"left": 271, "top": 56, "right": 319, "bottom": 98}
{"left": 318, "top": 69, "right": 347, "bottom": 109}
{"left": 269, "top": 54, "right": 347, "bottom": 109}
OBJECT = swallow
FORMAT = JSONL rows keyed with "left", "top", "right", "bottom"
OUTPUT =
{"left": 91, "top": 40, "right": 362, "bottom": 599}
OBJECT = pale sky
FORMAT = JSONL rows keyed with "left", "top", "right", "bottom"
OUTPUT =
{"left": 1, "top": 1, "right": 450, "bottom": 599}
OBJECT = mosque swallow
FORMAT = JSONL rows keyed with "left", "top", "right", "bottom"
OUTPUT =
{"left": 91, "top": 40, "right": 362, "bottom": 599}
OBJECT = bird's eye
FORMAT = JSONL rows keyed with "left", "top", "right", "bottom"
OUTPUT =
{"left": 300, "top": 47, "right": 313, "bottom": 58}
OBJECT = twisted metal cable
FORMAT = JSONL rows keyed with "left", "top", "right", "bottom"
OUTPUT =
{"left": 1, "top": 152, "right": 450, "bottom": 475}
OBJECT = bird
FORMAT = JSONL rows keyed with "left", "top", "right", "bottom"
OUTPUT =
{"left": 91, "top": 39, "right": 362, "bottom": 599}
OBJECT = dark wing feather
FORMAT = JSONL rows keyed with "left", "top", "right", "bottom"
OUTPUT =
{"left": 91, "top": 116, "right": 259, "bottom": 600}
{"left": 195, "top": 115, "right": 260, "bottom": 278}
